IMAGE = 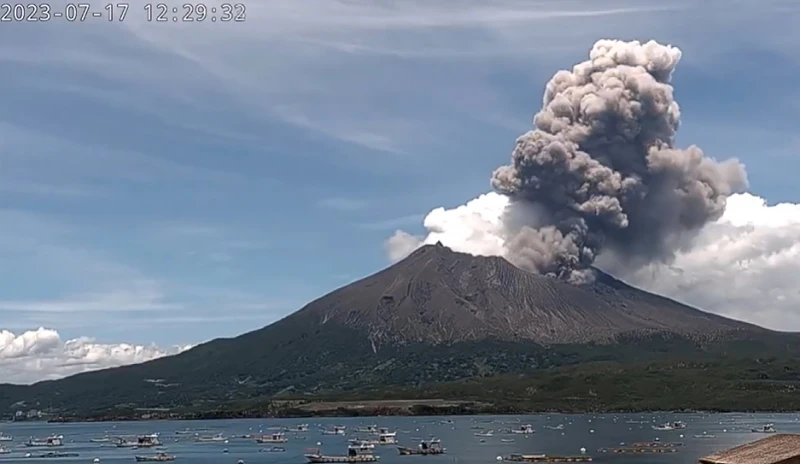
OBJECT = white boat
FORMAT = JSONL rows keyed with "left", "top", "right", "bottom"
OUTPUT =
{"left": 356, "top": 425, "right": 378, "bottom": 433}
{"left": 25, "top": 435, "right": 64, "bottom": 447}
{"left": 348, "top": 440, "right": 376, "bottom": 449}
{"left": 134, "top": 453, "right": 175, "bottom": 462}
{"left": 306, "top": 445, "right": 379, "bottom": 463}
{"left": 195, "top": 433, "right": 226, "bottom": 443}
{"left": 752, "top": 424, "right": 777, "bottom": 433}
{"left": 474, "top": 430, "right": 494, "bottom": 437}
{"left": 672, "top": 421, "right": 687, "bottom": 429}
{"left": 321, "top": 426, "right": 347, "bottom": 436}
{"left": 398, "top": 439, "right": 445, "bottom": 455}
{"left": 291, "top": 424, "right": 310, "bottom": 432}
{"left": 0, "top": 434, "right": 12, "bottom": 442}
{"left": 511, "top": 425, "right": 534, "bottom": 434}
{"left": 544, "top": 424, "right": 564, "bottom": 430}
{"left": 0, "top": 446, "right": 9, "bottom": 454}
{"left": 116, "top": 434, "right": 161, "bottom": 448}
{"left": 256, "top": 432, "right": 288, "bottom": 444}
{"left": 652, "top": 423, "right": 675, "bottom": 431}
{"left": 90, "top": 436, "right": 112, "bottom": 443}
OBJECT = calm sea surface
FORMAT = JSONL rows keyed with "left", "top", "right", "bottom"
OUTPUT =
{"left": 1, "top": 413, "right": 798, "bottom": 463}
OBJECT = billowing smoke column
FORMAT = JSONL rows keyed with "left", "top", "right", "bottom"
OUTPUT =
{"left": 388, "top": 39, "right": 749, "bottom": 283}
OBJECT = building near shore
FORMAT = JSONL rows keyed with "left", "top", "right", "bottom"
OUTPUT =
{"left": 699, "top": 434, "right": 800, "bottom": 464}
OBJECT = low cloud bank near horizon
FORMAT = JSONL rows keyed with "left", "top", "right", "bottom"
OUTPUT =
{"left": 0, "top": 328, "right": 192, "bottom": 384}
{"left": 386, "top": 191, "right": 800, "bottom": 331}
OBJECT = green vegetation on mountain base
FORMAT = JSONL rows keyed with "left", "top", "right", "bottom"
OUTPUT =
{"left": 39, "top": 354, "right": 800, "bottom": 421}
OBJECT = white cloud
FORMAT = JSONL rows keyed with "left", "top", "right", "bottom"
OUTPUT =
{"left": 0, "top": 328, "right": 189, "bottom": 384}
{"left": 384, "top": 192, "right": 800, "bottom": 331}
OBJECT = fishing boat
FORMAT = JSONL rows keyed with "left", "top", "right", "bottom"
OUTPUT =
{"left": 511, "top": 425, "right": 535, "bottom": 435}
{"left": 291, "top": 424, "right": 310, "bottom": 432}
{"left": 752, "top": 424, "right": 777, "bottom": 433}
{"left": 305, "top": 445, "right": 380, "bottom": 463}
{"left": 0, "top": 433, "right": 12, "bottom": 442}
{"left": 134, "top": 453, "right": 176, "bottom": 462}
{"left": 672, "top": 421, "right": 687, "bottom": 429}
{"left": 116, "top": 434, "right": 162, "bottom": 448}
{"left": 256, "top": 432, "right": 288, "bottom": 444}
{"left": 25, "top": 435, "right": 64, "bottom": 447}
{"left": 398, "top": 439, "right": 445, "bottom": 455}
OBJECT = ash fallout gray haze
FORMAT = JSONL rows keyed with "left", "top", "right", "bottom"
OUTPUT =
{"left": 490, "top": 39, "right": 749, "bottom": 283}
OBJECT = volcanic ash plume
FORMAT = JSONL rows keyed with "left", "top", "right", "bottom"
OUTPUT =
{"left": 386, "top": 39, "right": 748, "bottom": 283}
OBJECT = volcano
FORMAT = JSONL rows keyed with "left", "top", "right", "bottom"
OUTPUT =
{"left": 0, "top": 244, "right": 776, "bottom": 415}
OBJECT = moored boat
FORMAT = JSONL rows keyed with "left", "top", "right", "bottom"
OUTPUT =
{"left": 511, "top": 425, "right": 535, "bottom": 435}
{"left": 256, "top": 432, "right": 288, "bottom": 444}
{"left": 195, "top": 433, "right": 226, "bottom": 443}
{"left": 0, "top": 446, "right": 9, "bottom": 454}
{"left": 321, "top": 426, "right": 347, "bottom": 436}
{"left": 651, "top": 423, "right": 674, "bottom": 431}
{"left": 25, "top": 435, "right": 64, "bottom": 447}
{"left": 306, "top": 445, "right": 380, "bottom": 463}
{"left": 261, "top": 446, "right": 286, "bottom": 453}
{"left": 116, "top": 434, "right": 161, "bottom": 448}
{"left": 752, "top": 424, "right": 777, "bottom": 433}
{"left": 134, "top": 452, "right": 175, "bottom": 462}
{"left": 0, "top": 433, "right": 12, "bottom": 442}
{"left": 398, "top": 439, "right": 445, "bottom": 455}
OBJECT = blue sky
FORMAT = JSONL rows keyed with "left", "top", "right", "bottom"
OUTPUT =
{"left": 1, "top": 0, "right": 799, "bottom": 354}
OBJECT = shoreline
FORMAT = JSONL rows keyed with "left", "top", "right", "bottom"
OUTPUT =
{"left": 38, "top": 401, "right": 783, "bottom": 424}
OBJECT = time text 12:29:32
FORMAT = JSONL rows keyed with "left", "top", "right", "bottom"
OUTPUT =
{"left": 144, "top": 3, "right": 245, "bottom": 22}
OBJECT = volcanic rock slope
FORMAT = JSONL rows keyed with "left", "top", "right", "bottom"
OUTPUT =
{"left": 306, "top": 243, "right": 759, "bottom": 346}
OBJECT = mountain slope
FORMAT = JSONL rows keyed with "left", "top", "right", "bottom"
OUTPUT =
{"left": 299, "top": 242, "right": 759, "bottom": 345}
{"left": 0, "top": 244, "right": 780, "bottom": 415}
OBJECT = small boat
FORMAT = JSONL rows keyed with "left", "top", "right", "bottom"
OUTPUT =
{"left": 291, "top": 424, "right": 310, "bottom": 432}
{"left": 256, "top": 432, "right": 288, "bottom": 444}
{"left": 651, "top": 423, "right": 675, "bottom": 431}
{"left": 511, "top": 425, "right": 535, "bottom": 435}
{"left": 0, "top": 434, "right": 12, "bottom": 442}
{"left": 134, "top": 453, "right": 175, "bottom": 462}
{"left": 0, "top": 446, "right": 9, "bottom": 454}
{"left": 195, "top": 433, "right": 226, "bottom": 443}
{"left": 348, "top": 440, "right": 376, "bottom": 449}
{"left": 30, "top": 451, "right": 80, "bottom": 458}
{"left": 305, "top": 445, "right": 379, "bottom": 463}
{"left": 501, "top": 439, "right": 515, "bottom": 443}
{"left": 474, "top": 430, "right": 494, "bottom": 437}
{"left": 261, "top": 446, "right": 286, "bottom": 453}
{"left": 356, "top": 425, "right": 378, "bottom": 433}
{"left": 321, "top": 426, "right": 347, "bottom": 436}
{"left": 672, "top": 421, "right": 687, "bottom": 429}
{"left": 116, "top": 434, "right": 161, "bottom": 448}
{"left": 544, "top": 425, "right": 564, "bottom": 431}
{"left": 25, "top": 435, "right": 64, "bottom": 447}
{"left": 90, "top": 436, "right": 112, "bottom": 443}
{"left": 398, "top": 439, "right": 445, "bottom": 455}
{"left": 752, "top": 424, "right": 777, "bottom": 433}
